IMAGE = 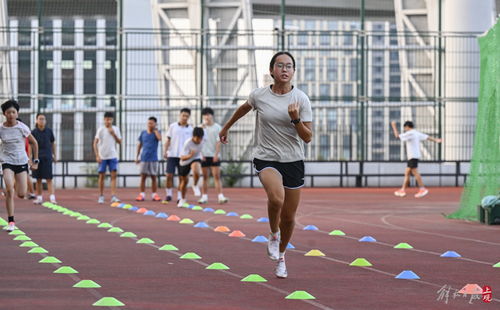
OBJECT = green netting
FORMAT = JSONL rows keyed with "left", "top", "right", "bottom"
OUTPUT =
{"left": 449, "top": 19, "right": 500, "bottom": 220}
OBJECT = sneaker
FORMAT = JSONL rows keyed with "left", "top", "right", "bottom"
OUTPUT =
{"left": 33, "top": 197, "right": 43, "bottom": 205}
{"left": 135, "top": 194, "right": 145, "bottom": 202}
{"left": 111, "top": 196, "right": 120, "bottom": 203}
{"left": 98, "top": 196, "right": 105, "bottom": 204}
{"left": 49, "top": 195, "right": 57, "bottom": 204}
{"left": 193, "top": 185, "right": 201, "bottom": 197}
{"left": 394, "top": 189, "right": 406, "bottom": 197}
{"left": 177, "top": 198, "right": 187, "bottom": 208}
{"left": 152, "top": 193, "right": 161, "bottom": 202}
{"left": 275, "top": 258, "right": 288, "bottom": 279}
{"left": 267, "top": 231, "right": 280, "bottom": 261}
{"left": 198, "top": 197, "right": 208, "bottom": 204}
{"left": 218, "top": 197, "right": 229, "bottom": 204}
{"left": 27, "top": 194, "right": 36, "bottom": 200}
{"left": 3, "top": 222, "right": 16, "bottom": 232}
{"left": 415, "top": 188, "right": 429, "bottom": 198}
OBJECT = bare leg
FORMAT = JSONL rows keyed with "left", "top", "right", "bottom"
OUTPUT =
{"left": 47, "top": 179, "right": 54, "bottom": 196}
{"left": 26, "top": 173, "right": 34, "bottom": 196}
{"left": 179, "top": 176, "right": 188, "bottom": 199}
{"left": 201, "top": 167, "right": 210, "bottom": 195}
{"left": 401, "top": 167, "right": 412, "bottom": 190}
{"left": 110, "top": 171, "right": 117, "bottom": 196}
{"left": 139, "top": 174, "right": 146, "bottom": 192}
{"left": 3, "top": 170, "right": 16, "bottom": 217}
{"left": 166, "top": 173, "right": 174, "bottom": 189}
{"left": 151, "top": 175, "right": 157, "bottom": 193}
{"left": 258, "top": 169, "right": 285, "bottom": 234}
{"left": 279, "top": 188, "right": 301, "bottom": 253}
{"left": 191, "top": 161, "right": 201, "bottom": 187}
{"left": 98, "top": 173, "right": 105, "bottom": 196}
{"left": 15, "top": 172, "right": 28, "bottom": 199}
{"left": 36, "top": 179, "right": 43, "bottom": 196}
{"left": 211, "top": 166, "right": 223, "bottom": 195}
{"left": 412, "top": 168, "right": 425, "bottom": 188}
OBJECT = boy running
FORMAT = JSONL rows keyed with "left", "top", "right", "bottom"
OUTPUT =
{"left": 135, "top": 116, "right": 162, "bottom": 201}
{"left": 93, "top": 112, "right": 122, "bottom": 204}
{"left": 198, "top": 107, "right": 228, "bottom": 204}
{"left": 391, "top": 120, "right": 442, "bottom": 198}
{"left": 177, "top": 127, "right": 204, "bottom": 207}
{"left": 1, "top": 100, "right": 39, "bottom": 232}
{"left": 163, "top": 108, "right": 193, "bottom": 203}
{"left": 31, "top": 113, "right": 57, "bottom": 204}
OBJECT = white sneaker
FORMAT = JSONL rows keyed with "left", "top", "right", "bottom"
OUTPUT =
{"left": 415, "top": 188, "right": 429, "bottom": 198}
{"left": 275, "top": 258, "right": 288, "bottom": 278}
{"left": 111, "top": 196, "right": 120, "bottom": 203}
{"left": 98, "top": 196, "right": 105, "bottom": 204}
{"left": 193, "top": 186, "right": 201, "bottom": 197}
{"left": 218, "top": 196, "right": 229, "bottom": 204}
{"left": 3, "top": 222, "right": 16, "bottom": 232}
{"left": 267, "top": 231, "right": 280, "bottom": 261}
{"left": 177, "top": 198, "right": 187, "bottom": 208}
{"left": 33, "top": 197, "right": 43, "bottom": 205}
{"left": 49, "top": 195, "right": 57, "bottom": 204}
{"left": 198, "top": 196, "right": 208, "bottom": 204}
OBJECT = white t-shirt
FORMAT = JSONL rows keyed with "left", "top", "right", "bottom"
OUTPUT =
{"left": 399, "top": 129, "right": 429, "bottom": 159}
{"left": 0, "top": 121, "right": 31, "bottom": 165}
{"left": 95, "top": 125, "right": 122, "bottom": 160}
{"left": 166, "top": 122, "right": 193, "bottom": 158}
{"left": 180, "top": 138, "right": 203, "bottom": 166}
{"left": 248, "top": 86, "right": 313, "bottom": 162}
{"left": 201, "top": 123, "right": 221, "bottom": 157}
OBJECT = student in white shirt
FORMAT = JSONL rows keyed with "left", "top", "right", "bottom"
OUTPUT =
{"left": 93, "top": 112, "right": 122, "bottom": 204}
{"left": 391, "top": 120, "right": 442, "bottom": 198}
{"left": 0, "top": 100, "right": 40, "bottom": 232}
{"left": 163, "top": 108, "right": 193, "bottom": 203}
{"left": 177, "top": 127, "right": 204, "bottom": 207}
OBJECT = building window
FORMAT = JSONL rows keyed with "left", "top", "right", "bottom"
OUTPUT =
{"left": 327, "top": 58, "right": 337, "bottom": 81}
{"left": 327, "top": 110, "right": 337, "bottom": 131}
{"left": 319, "top": 134, "right": 330, "bottom": 159}
{"left": 343, "top": 84, "right": 353, "bottom": 97}
{"left": 83, "top": 113, "right": 97, "bottom": 160}
{"left": 84, "top": 19, "right": 97, "bottom": 46}
{"left": 297, "top": 31, "right": 308, "bottom": 45}
{"left": 304, "top": 58, "right": 315, "bottom": 81}
{"left": 61, "top": 113, "right": 74, "bottom": 160}
{"left": 106, "top": 19, "right": 117, "bottom": 46}
{"left": 320, "top": 83, "right": 330, "bottom": 104}
{"left": 61, "top": 19, "right": 74, "bottom": 46}
{"left": 17, "top": 51, "right": 31, "bottom": 109}
{"left": 298, "top": 83, "right": 308, "bottom": 94}
{"left": 350, "top": 58, "right": 358, "bottom": 81}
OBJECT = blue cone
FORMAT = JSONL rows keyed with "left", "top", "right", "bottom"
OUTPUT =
{"left": 194, "top": 222, "right": 209, "bottom": 228}
{"left": 203, "top": 207, "right": 214, "bottom": 212}
{"left": 155, "top": 212, "right": 168, "bottom": 219}
{"left": 251, "top": 235, "right": 268, "bottom": 243}
{"left": 359, "top": 236, "right": 377, "bottom": 242}
{"left": 257, "top": 217, "right": 269, "bottom": 223}
{"left": 144, "top": 210, "right": 156, "bottom": 216}
{"left": 117, "top": 203, "right": 126, "bottom": 208}
{"left": 440, "top": 251, "right": 461, "bottom": 258}
{"left": 130, "top": 206, "right": 139, "bottom": 211}
{"left": 286, "top": 243, "right": 295, "bottom": 249}
{"left": 303, "top": 225, "right": 319, "bottom": 231}
{"left": 187, "top": 204, "right": 194, "bottom": 209}
{"left": 395, "top": 270, "right": 420, "bottom": 280}
{"left": 226, "top": 212, "right": 239, "bottom": 216}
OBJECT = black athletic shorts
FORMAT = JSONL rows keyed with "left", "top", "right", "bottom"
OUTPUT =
{"left": 201, "top": 157, "right": 221, "bottom": 168}
{"left": 407, "top": 158, "right": 419, "bottom": 168}
{"left": 178, "top": 159, "right": 201, "bottom": 177}
{"left": 253, "top": 158, "right": 305, "bottom": 189}
{"left": 32, "top": 158, "right": 53, "bottom": 180}
{"left": 2, "top": 163, "right": 29, "bottom": 174}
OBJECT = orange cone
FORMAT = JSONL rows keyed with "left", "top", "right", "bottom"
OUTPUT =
{"left": 214, "top": 226, "right": 230, "bottom": 232}
{"left": 229, "top": 230, "right": 245, "bottom": 237}
{"left": 167, "top": 215, "right": 181, "bottom": 221}
{"left": 136, "top": 208, "right": 148, "bottom": 214}
{"left": 110, "top": 202, "right": 120, "bottom": 207}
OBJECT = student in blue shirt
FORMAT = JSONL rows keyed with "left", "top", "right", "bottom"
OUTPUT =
{"left": 135, "top": 116, "right": 162, "bottom": 201}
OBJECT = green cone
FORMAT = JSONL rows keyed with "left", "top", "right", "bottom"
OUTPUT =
{"left": 77, "top": 215, "right": 90, "bottom": 221}
{"left": 39, "top": 256, "right": 62, "bottom": 263}
{"left": 394, "top": 243, "right": 413, "bottom": 249}
{"left": 70, "top": 213, "right": 82, "bottom": 218}
{"left": 92, "top": 297, "right": 125, "bottom": 307}
{"left": 73, "top": 280, "right": 101, "bottom": 288}
{"left": 159, "top": 244, "right": 178, "bottom": 251}
{"left": 136, "top": 238, "right": 154, "bottom": 244}
{"left": 0, "top": 217, "right": 7, "bottom": 226}
{"left": 20, "top": 241, "right": 39, "bottom": 248}
{"left": 241, "top": 274, "right": 267, "bottom": 282}
{"left": 206, "top": 263, "right": 229, "bottom": 270}
{"left": 86, "top": 219, "right": 100, "bottom": 224}
{"left": 180, "top": 252, "right": 201, "bottom": 259}
{"left": 14, "top": 235, "right": 31, "bottom": 241}
{"left": 285, "top": 291, "right": 316, "bottom": 300}
{"left": 108, "top": 227, "right": 124, "bottom": 233}
{"left": 240, "top": 214, "right": 253, "bottom": 219}
{"left": 63, "top": 211, "right": 74, "bottom": 216}
{"left": 214, "top": 209, "right": 226, "bottom": 214}
{"left": 329, "top": 230, "right": 346, "bottom": 236}
{"left": 122, "top": 205, "right": 132, "bottom": 210}
{"left": 493, "top": 262, "right": 500, "bottom": 268}
{"left": 120, "top": 232, "right": 137, "bottom": 238}
{"left": 191, "top": 206, "right": 203, "bottom": 211}
{"left": 28, "top": 247, "right": 48, "bottom": 254}
{"left": 97, "top": 223, "right": 113, "bottom": 228}
{"left": 179, "top": 218, "right": 194, "bottom": 224}
{"left": 9, "top": 230, "right": 25, "bottom": 235}
{"left": 349, "top": 258, "right": 372, "bottom": 267}
{"left": 54, "top": 266, "right": 78, "bottom": 274}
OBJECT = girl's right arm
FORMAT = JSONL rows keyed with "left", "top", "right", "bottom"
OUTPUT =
{"left": 219, "top": 102, "right": 252, "bottom": 144}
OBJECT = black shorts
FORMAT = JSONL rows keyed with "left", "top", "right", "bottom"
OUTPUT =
{"left": 32, "top": 158, "right": 53, "bottom": 180}
{"left": 178, "top": 159, "right": 201, "bottom": 177}
{"left": 407, "top": 159, "right": 419, "bottom": 168}
{"left": 253, "top": 158, "right": 305, "bottom": 189}
{"left": 2, "top": 163, "right": 29, "bottom": 175}
{"left": 201, "top": 157, "right": 221, "bottom": 168}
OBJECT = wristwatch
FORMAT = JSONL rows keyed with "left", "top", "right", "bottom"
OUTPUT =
{"left": 33, "top": 159, "right": 40, "bottom": 164}
{"left": 291, "top": 118, "right": 301, "bottom": 124}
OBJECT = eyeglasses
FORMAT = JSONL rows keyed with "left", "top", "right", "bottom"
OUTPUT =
{"left": 274, "top": 63, "right": 294, "bottom": 70}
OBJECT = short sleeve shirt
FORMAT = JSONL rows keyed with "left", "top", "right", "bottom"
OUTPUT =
{"left": 247, "top": 86, "right": 313, "bottom": 162}
{"left": 201, "top": 123, "right": 222, "bottom": 157}
{"left": 0, "top": 121, "right": 31, "bottom": 165}
{"left": 179, "top": 138, "right": 203, "bottom": 166}
{"left": 166, "top": 123, "right": 193, "bottom": 158}
{"left": 31, "top": 127, "right": 55, "bottom": 159}
{"left": 138, "top": 130, "right": 160, "bottom": 162}
{"left": 95, "top": 126, "right": 122, "bottom": 160}
{"left": 399, "top": 129, "right": 429, "bottom": 159}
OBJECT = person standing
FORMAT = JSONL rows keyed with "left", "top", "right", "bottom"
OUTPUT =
{"left": 93, "top": 112, "right": 122, "bottom": 204}
{"left": 135, "top": 116, "right": 162, "bottom": 201}
{"left": 31, "top": 113, "right": 57, "bottom": 204}
{"left": 177, "top": 127, "right": 204, "bottom": 207}
{"left": 219, "top": 52, "right": 313, "bottom": 278}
